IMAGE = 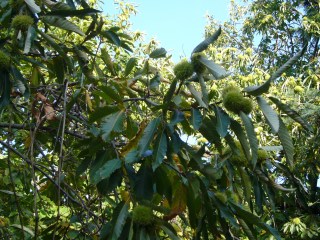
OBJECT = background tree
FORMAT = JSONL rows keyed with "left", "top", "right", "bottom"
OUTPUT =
{"left": 0, "top": 0, "right": 318, "bottom": 239}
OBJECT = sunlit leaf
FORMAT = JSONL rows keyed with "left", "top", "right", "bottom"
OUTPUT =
{"left": 186, "top": 83, "right": 207, "bottom": 108}
{"left": 278, "top": 118, "right": 294, "bottom": 167}
{"left": 240, "top": 112, "right": 258, "bottom": 168}
{"left": 149, "top": 48, "right": 167, "bottom": 58}
{"left": 214, "top": 106, "right": 230, "bottom": 138}
{"left": 269, "top": 97, "right": 313, "bottom": 132}
{"left": 138, "top": 117, "right": 161, "bottom": 156}
{"left": 90, "top": 159, "right": 122, "bottom": 184}
{"left": 152, "top": 130, "right": 167, "bottom": 171}
{"left": 101, "top": 111, "right": 125, "bottom": 141}
{"left": 230, "top": 202, "right": 281, "bottom": 240}
{"left": 24, "top": 0, "right": 40, "bottom": 14}
{"left": 192, "top": 26, "right": 221, "bottom": 54}
{"left": 198, "top": 56, "right": 229, "bottom": 79}
{"left": 42, "top": 16, "right": 85, "bottom": 36}
{"left": 257, "top": 96, "right": 279, "bottom": 133}
{"left": 190, "top": 108, "right": 202, "bottom": 130}
{"left": 111, "top": 202, "right": 130, "bottom": 240}
{"left": 45, "top": 8, "right": 101, "bottom": 17}
{"left": 124, "top": 57, "right": 137, "bottom": 76}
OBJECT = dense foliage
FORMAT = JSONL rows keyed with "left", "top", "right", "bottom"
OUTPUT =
{"left": 0, "top": 0, "right": 319, "bottom": 239}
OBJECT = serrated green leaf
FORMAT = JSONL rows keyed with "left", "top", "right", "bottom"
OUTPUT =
{"left": 124, "top": 57, "right": 137, "bottom": 76}
{"left": 186, "top": 83, "right": 207, "bottom": 108}
{"left": 90, "top": 159, "right": 121, "bottom": 184}
{"left": 192, "top": 27, "right": 221, "bottom": 54}
{"left": 230, "top": 202, "right": 281, "bottom": 240}
{"left": 269, "top": 97, "right": 313, "bottom": 132}
{"left": 138, "top": 117, "right": 161, "bottom": 156}
{"left": 244, "top": 46, "right": 307, "bottom": 96}
{"left": 101, "top": 48, "right": 116, "bottom": 76}
{"left": 101, "top": 111, "right": 125, "bottom": 141}
{"left": 243, "top": 79, "right": 271, "bottom": 96}
{"left": 238, "top": 168, "right": 252, "bottom": 204}
{"left": 269, "top": 45, "right": 307, "bottom": 82}
{"left": 278, "top": 118, "right": 294, "bottom": 166}
{"left": 198, "top": 56, "right": 229, "bottom": 79}
{"left": 150, "top": 73, "right": 161, "bottom": 90}
{"left": 23, "top": 26, "right": 36, "bottom": 54}
{"left": 199, "top": 74, "right": 209, "bottom": 105}
{"left": 25, "top": 0, "right": 40, "bottom": 13}
{"left": 149, "top": 48, "right": 167, "bottom": 58}
{"left": 89, "top": 105, "right": 119, "bottom": 123}
{"left": 257, "top": 96, "right": 279, "bottom": 133}
{"left": 111, "top": 202, "right": 129, "bottom": 240}
{"left": 152, "top": 130, "right": 167, "bottom": 171}
{"left": 240, "top": 112, "right": 258, "bottom": 168}
{"left": 190, "top": 108, "right": 202, "bottom": 130}
{"left": 102, "top": 30, "right": 121, "bottom": 46}
{"left": 230, "top": 119, "right": 251, "bottom": 161}
{"left": 199, "top": 117, "right": 223, "bottom": 151}
{"left": 45, "top": 8, "right": 101, "bottom": 17}
{"left": 169, "top": 110, "right": 185, "bottom": 127}
{"left": 99, "top": 85, "right": 122, "bottom": 103}
{"left": 42, "top": 16, "right": 85, "bottom": 36}
{"left": 214, "top": 106, "right": 230, "bottom": 138}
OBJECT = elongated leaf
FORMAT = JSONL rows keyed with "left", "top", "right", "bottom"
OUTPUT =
{"left": 149, "top": 48, "right": 167, "bottom": 58}
{"left": 160, "top": 226, "right": 180, "bottom": 240}
{"left": 238, "top": 168, "right": 252, "bottom": 204}
{"left": 199, "top": 117, "right": 223, "bottom": 151}
{"left": 90, "top": 159, "right": 122, "bottom": 184}
{"left": 101, "top": 48, "right": 116, "bottom": 76}
{"left": 24, "top": 0, "right": 40, "bottom": 13}
{"left": 42, "top": 16, "right": 85, "bottom": 36}
{"left": 186, "top": 83, "right": 207, "bottom": 108}
{"left": 190, "top": 108, "right": 202, "bottom": 130}
{"left": 124, "top": 57, "right": 137, "bottom": 76}
{"left": 102, "top": 30, "right": 121, "bottom": 46}
{"left": 278, "top": 118, "right": 294, "bottom": 167}
{"left": 230, "top": 119, "right": 251, "bottom": 161}
{"left": 256, "top": 96, "right": 279, "bottom": 133}
{"left": 244, "top": 46, "right": 307, "bottom": 96}
{"left": 230, "top": 202, "right": 281, "bottom": 240}
{"left": 11, "top": 224, "right": 35, "bottom": 237}
{"left": 111, "top": 202, "right": 129, "bottom": 240}
{"left": 269, "top": 97, "right": 313, "bottom": 132}
{"left": 192, "top": 26, "right": 221, "bottom": 54}
{"left": 240, "top": 112, "right": 258, "bottom": 168}
{"left": 23, "top": 26, "right": 35, "bottom": 54}
{"left": 214, "top": 106, "right": 230, "bottom": 138}
{"left": 169, "top": 110, "right": 185, "bottom": 127}
{"left": 138, "top": 117, "right": 161, "bottom": 156}
{"left": 199, "top": 74, "right": 208, "bottom": 105}
{"left": 198, "top": 56, "right": 229, "bottom": 79}
{"left": 101, "top": 111, "right": 125, "bottom": 141}
{"left": 99, "top": 85, "right": 122, "bottom": 103}
{"left": 243, "top": 79, "right": 271, "bottom": 96}
{"left": 152, "top": 130, "right": 167, "bottom": 171}
{"left": 269, "top": 45, "right": 307, "bottom": 82}
{"left": 45, "top": 8, "right": 101, "bottom": 17}
{"left": 134, "top": 162, "right": 153, "bottom": 200}
{"left": 149, "top": 74, "right": 160, "bottom": 91}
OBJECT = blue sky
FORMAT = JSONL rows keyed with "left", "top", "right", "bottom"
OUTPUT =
{"left": 105, "top": 0, "right": 230, "bottom": 62}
